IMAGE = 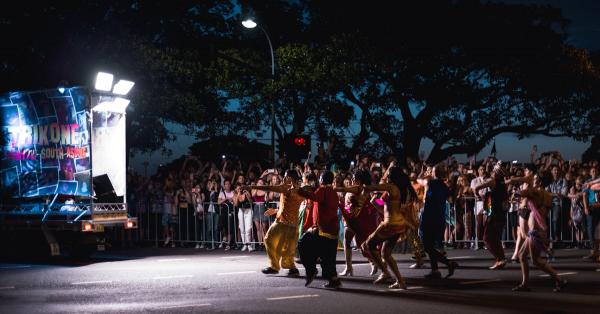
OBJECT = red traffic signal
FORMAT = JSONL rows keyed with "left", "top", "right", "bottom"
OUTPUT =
{"left": 294, "top": 137, "right": 306, "bottom": 146}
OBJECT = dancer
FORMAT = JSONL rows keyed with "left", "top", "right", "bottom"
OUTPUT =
{"left": 474, "top": 161, "right": 509, "bottom": 270}
{"left": 334, "top": 169, "right": 380, "bottom": 277}
{"left": 505, "top": 165, "right": 535, "bottom": 262}
{"left": 249, "top": 170, "right": 305, "bottom": 276}
{"left": 361, "top": 166, "right": 419, "bottom": 289}
{"left": 512, "top": 174, "right": 567, "bottom": 292}
{"left": 417, "top": 165, "right": 459, "bottom": 279}
{"left": 298, "top": 171, "right": 342, "bottom": 288}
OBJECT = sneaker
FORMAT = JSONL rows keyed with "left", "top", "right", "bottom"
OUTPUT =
{"left": 248, "top": 246, "right": 256, "bottom": 252}
{"left": 218, "top": 243, "right": 224, "bottom": 249}
{"left": 287, "top": 268, "right": 300, "bottom": 277}
{"left": 409, "top": 262, "right": 424, "bottom": 269}
{"left": 199, "top": 243, "right": 205, "bottom": 249}
{"left": 170, "top": 242, "right": 175, "bottom": 248}
{"left": 195, "top": 243, "right": 201, "bottom": 249}
{"left": 262, "top": 267, "right": 279, "bottom": 274}
{"left": 224, "top": 245, "right": 230, "bottom": 251}
{"left": 164, "top": 236, "right": 171, "bottom": 246}
{"left": 323, "top": 279, "right": 342, "bottom": 289}
{"left": 241, "top": 245, "right": 248, "bottom": 252}
{"left": 424, "top": 271, "right": 442, "bottom": 280}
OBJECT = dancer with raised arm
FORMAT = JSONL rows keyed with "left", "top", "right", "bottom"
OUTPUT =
{"left": 248, "top": 170, "right": 305, "bottom": 277}
{"left": 334, "top": 169, "right": 380, "bottom": 277}
{"left": 361, "top": 166, "right": 419, "bottom": 289}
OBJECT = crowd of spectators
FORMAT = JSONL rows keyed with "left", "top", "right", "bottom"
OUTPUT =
{"left": 126, "top": 146, "right": 600, "bottom": 261}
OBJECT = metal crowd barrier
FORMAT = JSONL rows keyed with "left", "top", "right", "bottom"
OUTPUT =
{"left": 134, "top": 194, "right": 586, "bottom": 249}
{"left": 137, "top": 201, "right": 279, "bottom": 248}
{"left": 444, "top": 195, "right": 582, "bottom": 249}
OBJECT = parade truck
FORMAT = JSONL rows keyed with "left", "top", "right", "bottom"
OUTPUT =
{"left": 0, "top": 85, "right": 137, "bottom": 258}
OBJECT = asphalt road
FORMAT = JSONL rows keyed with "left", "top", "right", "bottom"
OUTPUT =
{"left": 1, "top": 246, "right": 599, "bottom": 313}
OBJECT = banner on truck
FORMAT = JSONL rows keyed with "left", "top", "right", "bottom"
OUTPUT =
{"left": 1, "top": 87, "right": 91, "bottom": 198}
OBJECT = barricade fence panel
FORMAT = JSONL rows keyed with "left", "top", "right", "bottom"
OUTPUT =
{"left": 136, "top": 198, "right": 588, "bottom": 248}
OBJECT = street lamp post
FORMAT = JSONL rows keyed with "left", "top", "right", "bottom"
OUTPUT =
{"left": 242, "top": 19, "right": 276, "bottom": 167}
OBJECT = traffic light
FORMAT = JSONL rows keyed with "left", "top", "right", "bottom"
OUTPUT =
{"left": 278, "top": 134, "right": 311, "bottom": 161}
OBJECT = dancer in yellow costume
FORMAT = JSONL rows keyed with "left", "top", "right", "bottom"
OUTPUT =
{"left": 249, "top": 170, "right": 305, "bottom": 276}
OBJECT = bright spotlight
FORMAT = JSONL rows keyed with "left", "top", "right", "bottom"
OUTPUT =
{"left": 92, "top": 97, "right": 130, "bottom": 113}
{"left": 112, "top": 80, "right": 135, "bottom": 95}
{"left": 95, "top": 72, "right": 114, "bottom": 92}
{"left": 242, "top": 19, "right": 257, "bottom": 29}
{"left": 58, "top": 87, "right": 65, "bottom": 94}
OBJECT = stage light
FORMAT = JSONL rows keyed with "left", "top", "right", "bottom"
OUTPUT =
{"left": 112, "top": 80, "right": 135, "bottom": 95}
{"left": 92, "top": 97, "right": 130, "bottom": 113}
{"left": 242, "top": 19, "right": 257, "bottom": 29}
{"left": 95, "top": 72, "right": 114, "bottom": 92}
{"left": 58, "top": 87, "right": 65, "bottom": 94}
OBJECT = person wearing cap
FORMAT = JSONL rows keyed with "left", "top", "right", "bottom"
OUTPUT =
{"left": 474, "top": 161, "right": 509, "bottom": 270}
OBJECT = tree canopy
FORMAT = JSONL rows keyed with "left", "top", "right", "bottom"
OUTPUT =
{"left": 1, "top": 0, "right": 599, "bottom": 164}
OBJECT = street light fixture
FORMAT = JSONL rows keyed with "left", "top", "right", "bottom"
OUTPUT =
{"left": 92, "top": 71, "right": 134, "bottom": 113}
{"left": 242, "top": 18, "right": 276, "bottom": 167}
{"left": 94, "top": 72, "right": 114, "bottom": 92}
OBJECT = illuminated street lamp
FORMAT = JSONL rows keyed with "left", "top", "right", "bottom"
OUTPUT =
{"left": 242, "top": 18, "right": 276, "bottom": 167}
{"left": 92, "top": 71, "right": 134, "bottom": 113}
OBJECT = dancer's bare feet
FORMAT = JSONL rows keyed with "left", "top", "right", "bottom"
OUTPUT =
{"left": 389, "top": 280, "right": 407, "bottom": 290}
{"left": 369, "top": 263, "right": 378, "bottom": 276}
{"left": 374, "top": 272, "right": 391, "bottom": 284}
{"left": 340, "top": 267, "right": 354, "bottom": 277}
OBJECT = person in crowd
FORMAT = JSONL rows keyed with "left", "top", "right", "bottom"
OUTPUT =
{"left": 455, "top": 175, "right": 475, "bottom": 249}
{"left": 191, "top": 183, "right": 205, "bottom": 249}
{"left": 162, "top": 187, "right": 177, "bottom": 248}
{"left": 217, "top": 179, "right": 235, "bottom": 250}
{"left": 175, "top": 184, "right": 192, "bottom": 244}
{"left": 583, "top": 166, "right": 600, "bottom": 261}
{"left": 470, "top": 165, "right": 490, "bottom": 249}
{"left": 568, "top": 176, "right": 586, "bottom": 249}
{"left": 234, "top": 183, "right": 254, "bottom": 251}
{"left": 474, "top": 161, "right": 509, "bottom": 270}
{"left": 546, "top": 166, "right": 568, "bottom": 246}
{"left": 251, "top": 178, "right": 269, "bottom": 249}
{"left": 505, "top": 165, "right": 535, "bottom": 262}
{"left": 417, "top": 165, "right": 459, "bottom": 279}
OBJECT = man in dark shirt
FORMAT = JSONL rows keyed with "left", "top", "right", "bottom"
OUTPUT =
{"left": 418, "top": 165, "right": 458, "bottom": 279}
{"left": 298, "top": 171, "right": 342, "bottom": 288}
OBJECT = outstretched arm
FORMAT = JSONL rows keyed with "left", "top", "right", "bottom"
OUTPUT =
{"left": 249, "top": 184, "right": 289, "bottom": 194}
{"left": 363, "top": 183, "right": 394, "bottom": 193}
{"left": 474, "top": 179, "right": 495, "bottom": 195}
{"left": 334, "top": 185, "right": 362, "bottom": 194}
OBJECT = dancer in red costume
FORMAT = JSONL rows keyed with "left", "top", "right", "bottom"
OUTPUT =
{"left": 335, "top": 169, "right": 380, "bottom": 276}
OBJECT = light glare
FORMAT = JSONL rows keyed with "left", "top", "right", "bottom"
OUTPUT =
{"left": 112, "top": 80, "right": 135, "bottom": 95}
{"left": 95, "top": 72, "right": 114, "bottom": 91}
{"left": 242, "top": 19, "right": 257, "bottom": 29}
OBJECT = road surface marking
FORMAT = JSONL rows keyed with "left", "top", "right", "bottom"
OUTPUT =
{"left": 155, "top": 303, "right": 211, "bottom": 310}
{"left": 72, "top": 280, "right": 116, "bottom": 285}
{"left": 0, "top": 286, "right": 15, "bottom": 290}
{"left": 460, "top": 279, "right": 502, "bottom": 285}
{"left": 451, "top": 256, "right": 478, "bottom": 260}
{"left": 217, "top": 271, "right": 257, "bottom": 276}
{"left": 152, "top": 275, "right": 194, "bottom": 280}
{"left": 220, "top": 256, "right": 249, "bottom": 258}
{"left": 539, "top": 272, "right": 577, "bottom": 277}
{"left": 0, "top": 265, "right": 32, "bottom": 269}
{"left": 157, "top": 258, "right": 188, "bottom": 262}
{"left": 267, "top": 294, "right": 319, "bottom": 301}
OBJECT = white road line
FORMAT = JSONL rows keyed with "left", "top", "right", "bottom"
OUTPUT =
{"left": 220, "top": 256, "right": 249, "bottom": 258}
{"left": 152, "top": 275, "right": 194, "bottom": 280}
{"left": 267, "top": 294, "right": 319, "bottom": 301}
{"left": 0, "top": 286, "right": 15, "bottom": 290}
{"left": 217, "top": 271, "right": 257, "bottom": 276}
{"left": 539, "top": 272, "right": 577, "bottom": 278}
{"left": 460, "top": 279, "right": 502, "bottom": 285}
{"left": 450, "top": 256, "right": 478, "bottom": 260}
{"left": 72, "top": 280, "right": 116, "bottom": 285}
{"left": 155, "top": 303, "right": 211, "bottom": 310}
{"left": 0, "top": 265, "right": 32, "bottom": 269}
{"left": 157, "top": 258, "right": 188, "bottom": 262}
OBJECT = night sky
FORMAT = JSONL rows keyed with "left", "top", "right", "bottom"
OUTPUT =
{"left": 132, "top": 0, "right": 600, "bottom": 175}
